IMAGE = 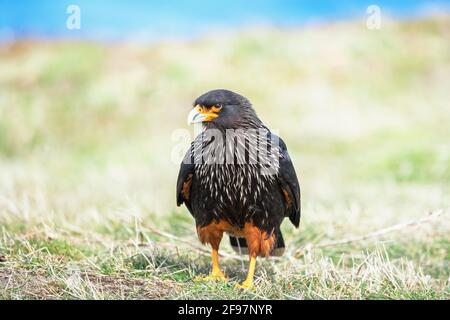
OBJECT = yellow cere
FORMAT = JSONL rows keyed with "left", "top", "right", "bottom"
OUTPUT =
{"left": 196, "top": 104, "right": 222, "bottom": 121}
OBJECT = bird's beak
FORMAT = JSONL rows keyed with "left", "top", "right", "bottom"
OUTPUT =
{"left": 187, "top": 104, "right": 220, "bottom": 125}
{"left": 187, "top": 106, "right": 207, "bottom": 125}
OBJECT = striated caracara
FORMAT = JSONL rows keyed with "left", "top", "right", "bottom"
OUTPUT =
{"left": 176, "top": 89, "right": 301, "bottom": 289}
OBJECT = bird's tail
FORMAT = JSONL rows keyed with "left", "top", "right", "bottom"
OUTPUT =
{"left": 229, "top": 229, "right": 285, "bottom": 257}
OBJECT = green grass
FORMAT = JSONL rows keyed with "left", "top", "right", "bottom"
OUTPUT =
{"left": 0, "top": 16, "right": 449, "bottom": 299}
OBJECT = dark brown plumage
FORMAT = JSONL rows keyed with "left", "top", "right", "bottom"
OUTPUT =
{"left": 176, "top": 89, "right": 300, "bottom": 288}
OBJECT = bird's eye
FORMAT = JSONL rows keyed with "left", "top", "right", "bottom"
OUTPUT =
{"left": 212, "top": 105, "right": 222, "bottom": 112}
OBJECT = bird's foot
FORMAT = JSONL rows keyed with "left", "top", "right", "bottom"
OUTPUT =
{"left": 194, "top": 269, "right": 227, "bottom": 282}
{"left": 234, "top": 279, "right": 253, "bottom": 290}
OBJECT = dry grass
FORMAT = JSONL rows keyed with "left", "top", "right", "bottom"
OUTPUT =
{"left": 0, "top": 16, "right": 449, "bottom": 299}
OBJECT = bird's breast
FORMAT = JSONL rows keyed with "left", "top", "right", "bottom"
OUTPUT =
{"left": 195, "top": 163, "right": 276, "bottom": 208}
{"left": 190, "top": 129, "right": 283, "bottom": 226}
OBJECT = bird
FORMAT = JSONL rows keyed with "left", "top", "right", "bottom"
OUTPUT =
{"left": 176, "top": 89, "right": 300, "bottom": 289}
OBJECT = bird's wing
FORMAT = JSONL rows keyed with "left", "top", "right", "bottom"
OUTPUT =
{"left": 176, "top": 144, "right": 195, "bottom": 213}
{"left": 276, "top": 136, "right": 301, "bottom": 227}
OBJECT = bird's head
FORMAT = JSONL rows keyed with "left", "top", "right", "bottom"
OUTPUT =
{"left": 188, "top": 89, "right": 262, "bottom": 130}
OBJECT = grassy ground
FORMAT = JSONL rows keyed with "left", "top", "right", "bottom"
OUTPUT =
{"left": 0, "top": 16, "right": 449, "bottom": 299}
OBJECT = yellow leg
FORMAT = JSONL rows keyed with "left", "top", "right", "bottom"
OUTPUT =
{"left": 194, "top": 249, "right": 227, "bottom": 282}
{"left": 210, "top": 249, "right": 226, "bottom": 279}
{"left": 235, "top": 256, "right": 256, "bottom": 289}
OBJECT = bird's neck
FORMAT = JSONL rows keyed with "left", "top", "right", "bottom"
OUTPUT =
{"left": 192, "top": 126, "right": 281, "bottom": 177}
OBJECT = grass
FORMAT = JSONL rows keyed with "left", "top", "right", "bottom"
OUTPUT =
{"left": 0, "top": 16, "right": 449, "bottom": 299}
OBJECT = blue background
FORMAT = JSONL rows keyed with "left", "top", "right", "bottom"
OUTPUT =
{"left": 1, "top": 0, "right": 449, "bottom": 42}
